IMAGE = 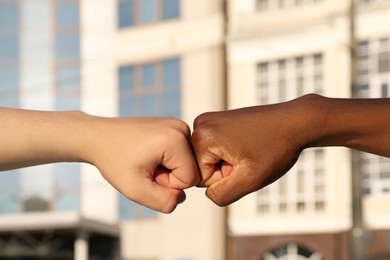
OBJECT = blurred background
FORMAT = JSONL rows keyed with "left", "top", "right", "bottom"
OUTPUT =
{"left": 0, "top": 0, "right": 390, "bottom": 259}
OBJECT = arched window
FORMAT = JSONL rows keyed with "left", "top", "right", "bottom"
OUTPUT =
{"left": 262, "top": 243, "right": 323, "bottom": 260}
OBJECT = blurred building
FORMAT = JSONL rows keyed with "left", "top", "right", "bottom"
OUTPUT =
{"left": 226, "top": 0, "right": 390, "bottom": 259}
{"left": 0, "top": 0, "right": 225, "bottom": 259}
{"left": 1, "top": 0, "right": 390, "bottom": 260}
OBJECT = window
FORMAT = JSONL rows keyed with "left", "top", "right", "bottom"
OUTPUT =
{"left": 53, "top": 1, "right": 81, "bottom": 212}
{"left": 257, "top": 148, "right": 326, "bottom": 215}
{"left": 255, "top": 54, "right": 325, "bottom": 215}
{"left": 0, "top": 1, "right": 19, "bottom": 108}
{"left": 0, "top": 171, "right": 20, "bottom": 213}
{"left": 357, "top": 0, "right": 390, "bottom": 6}
{"left": 118, "top": 57, "right": 182, "bottom": 219}
{"left": 54, "top": 163, "right": 80, "bottom": 211}
{"left": 256, "top": 0, "right": 323, "bottom": 12}
{"left": 256, "top": 53, "right": 323, "bottom": 104}
{"left": 118, "top": 0, "right": 180, "bottom": 28}
{"left": 54, "top": 0, "right": 81, "bottom": 111}
{"left": 357, "top": 37, "right": 390, "bottom": 197}
{"left": 119, "top": 57, "right": 181, "bottom": 118}
{"left": 55, "top": 66, "right": 81, "bottom": 110}
{"left": 262, "top": 243, "right": 323, "bottom": 260}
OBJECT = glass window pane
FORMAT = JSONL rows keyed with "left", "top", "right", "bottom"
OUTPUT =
{"left": 119, "top": 194, "right": 157, "bottom": 219}
{"left": 0, "top": 97, "right": 18, "bottom": 108}
{"left": 119, "top": 194, "right": 136, "bottom": 219}
{"left": 379, "top": 51, "right": 389, "bottom": 73}
{"left": 119, "top": 97, "right": 138, "bottom": 117}
{"left": 141, "top": 94, "right": 159, "bottom": 116}
{"left": 55, "top": 96, "right": 81, "bottom": 110}
{"left": 57, "top": 67, "right": 80, "bottom": 90}
{"left": 0, "top": 170, "right": 19, "bottom": 188}
{"left": 54, "top": 163, "right": 80, "bottom": 188}
{"left": 163, "top": 58, "right": 180, "bottom": 88}
{"left": 0, "top": 191, "right": 20, "bottom": 213}
{"left": 0, "top": 67, "right": 19, "bottom": 94}
{"left": 0, "top": 35, "right": 18, "bottom": 60}
{"left": 119, "top": 65, "right": 135, "bottom": 92}
{"left": 163, "top": 90, "right": 180, "bottom": 117}
{"left": 142, "top": 63, "right": 156, "bottom": 87}
{"left": 55, "top": 192, "right": 79, "bottom": 211}
{"left": 163, "top": 0, "right": 180, "bottom": 19}
{"left": 140, "top": 0, "right": 157, "bottom": 23}
{"left": 56, "top": 2, "right": 79, "bottom": 26}
{"left": 118, "top": 1, "right": 134, "bottom": 27}
{"left": 0, "top": 2, "right": 18, "bottom": 31}
{"left": 382, "top": 83, "right": 389, "bottom": 98}
{"left": 142, "top": 206, "right": 157, "bottom": 218}
{"left": 55, "top": 33, "right": 80, "bottom": 60}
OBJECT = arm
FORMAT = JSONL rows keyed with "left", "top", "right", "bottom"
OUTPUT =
{"left": 0, "top": 108, "right": 199, "bottom": 213}
{"left": 191, "top": 94, "right": 390, "bottom": 206}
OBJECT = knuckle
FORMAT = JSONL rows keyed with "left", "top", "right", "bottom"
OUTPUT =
{"left": 165, "top": 117, "right": 191, "bottom": 135}
{"left": 191, "top": 124, "right": 214, "bottom": 147}
{"left": 193, "top": 111, "right": 215, "bottom": 128}
{"left": 161, "top": 127, "right": 187, "bottom": 143}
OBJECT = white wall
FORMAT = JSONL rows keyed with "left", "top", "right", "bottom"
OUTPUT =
{"left": 79, "top": 0, "right": 118, "bottom": 224}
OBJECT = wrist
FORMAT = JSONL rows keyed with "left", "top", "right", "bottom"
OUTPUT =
{"left": 287, "top": 93, "right": 329, "bottom": 150}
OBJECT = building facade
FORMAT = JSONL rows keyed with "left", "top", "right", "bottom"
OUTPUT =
{"left": 1, "top": 0, "right": 390, "bottom": 259}
{"left": 0, "top": 0, "right": 226, "bottom": 259}
{"left": 226, "top": 0, "right": 390, "bottom": 259}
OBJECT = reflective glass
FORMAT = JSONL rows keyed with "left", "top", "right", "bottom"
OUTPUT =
{"left": 56, "top": 2, "right": 79, "bottom": 26}
{"left": 0, "top": 170, "right": 19, "bottom": 188}
{"left": 118, "top": 1, "right": 134, "bottom": 27}
{"left": 0, "top": 67, "right": 19, "bottom": 93}
{"left": 163, "top": 58, "right": 180, "bottom": 88}
{"left": 0, "top": 97, "right": 18, "bottom": 108}
{"left": 119, "top": 194, "right": 157, "bottom": 219}
{"left": 0, "top": 2, "right": 18, "bottom": 31}
{"left": 142, "top": 63, "right": 156, "bottom": 87}
{"left": 54, "top": 163, "right": 80, "bottom": 188}
{"left": 0, "top": 35, "right": 18, "bottom": 60}
{"left": 119, "top": 65, "right": 135, "bottom": 92}
{"left": 119, "top": 194, "right": 136, "bottom": 219}
{"left": 55, "top": 33, "right": 80, "bottom": 60}
{"left": 55, "top": 96, "right": 81, "bottom": 110}
{"left": 163, "top": 0, "right": 180, "bottom": 19}
{"left": 119, "top": 97, "right": 138, "bottom": 117}
{"left": 382, "top": 83, "right": 389, "bottom": 98}
{"left": 55, "top": 192, "right": 79, "bottom": 211}
{"left": 142, "top": 206, "right": 157, "bottom": 218}
{"left": 163, "top": 90, "right": 180, "bottom": 117}
{"left": 57, "top": 67, "right": 80, "bottom": 90}
{"left": 141, "top": 94, "right": 159, "bottom": 116}
{"left": 0, "top": 191, "right": 20, "bottom": 213}
{"left": 140, "top": 0, "right": 157, "bottom": 23}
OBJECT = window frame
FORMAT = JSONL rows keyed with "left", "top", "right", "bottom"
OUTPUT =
{"left": 118, "top": 0, "right": 180, "bottom": 29}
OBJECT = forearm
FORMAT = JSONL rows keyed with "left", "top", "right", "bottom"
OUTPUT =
{"left": 0, "top": 108, "right": 92, "bottom": 171}
{"left": 299, "top": 94, "right": 390, "bottom": 157}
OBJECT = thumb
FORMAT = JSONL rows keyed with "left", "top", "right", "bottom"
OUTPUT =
{"left": 205, "top": 163, "right": 258, "bottom": 207}
{"left": 140, "top": 180, "right": 186, "bottom": 213}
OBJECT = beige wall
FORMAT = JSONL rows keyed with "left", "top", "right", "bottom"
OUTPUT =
{"left": 226, "top": 0, "right": 355, "bottom": 235}
{"left": 116, "top": 1, "right": 226, "bottom": 260}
